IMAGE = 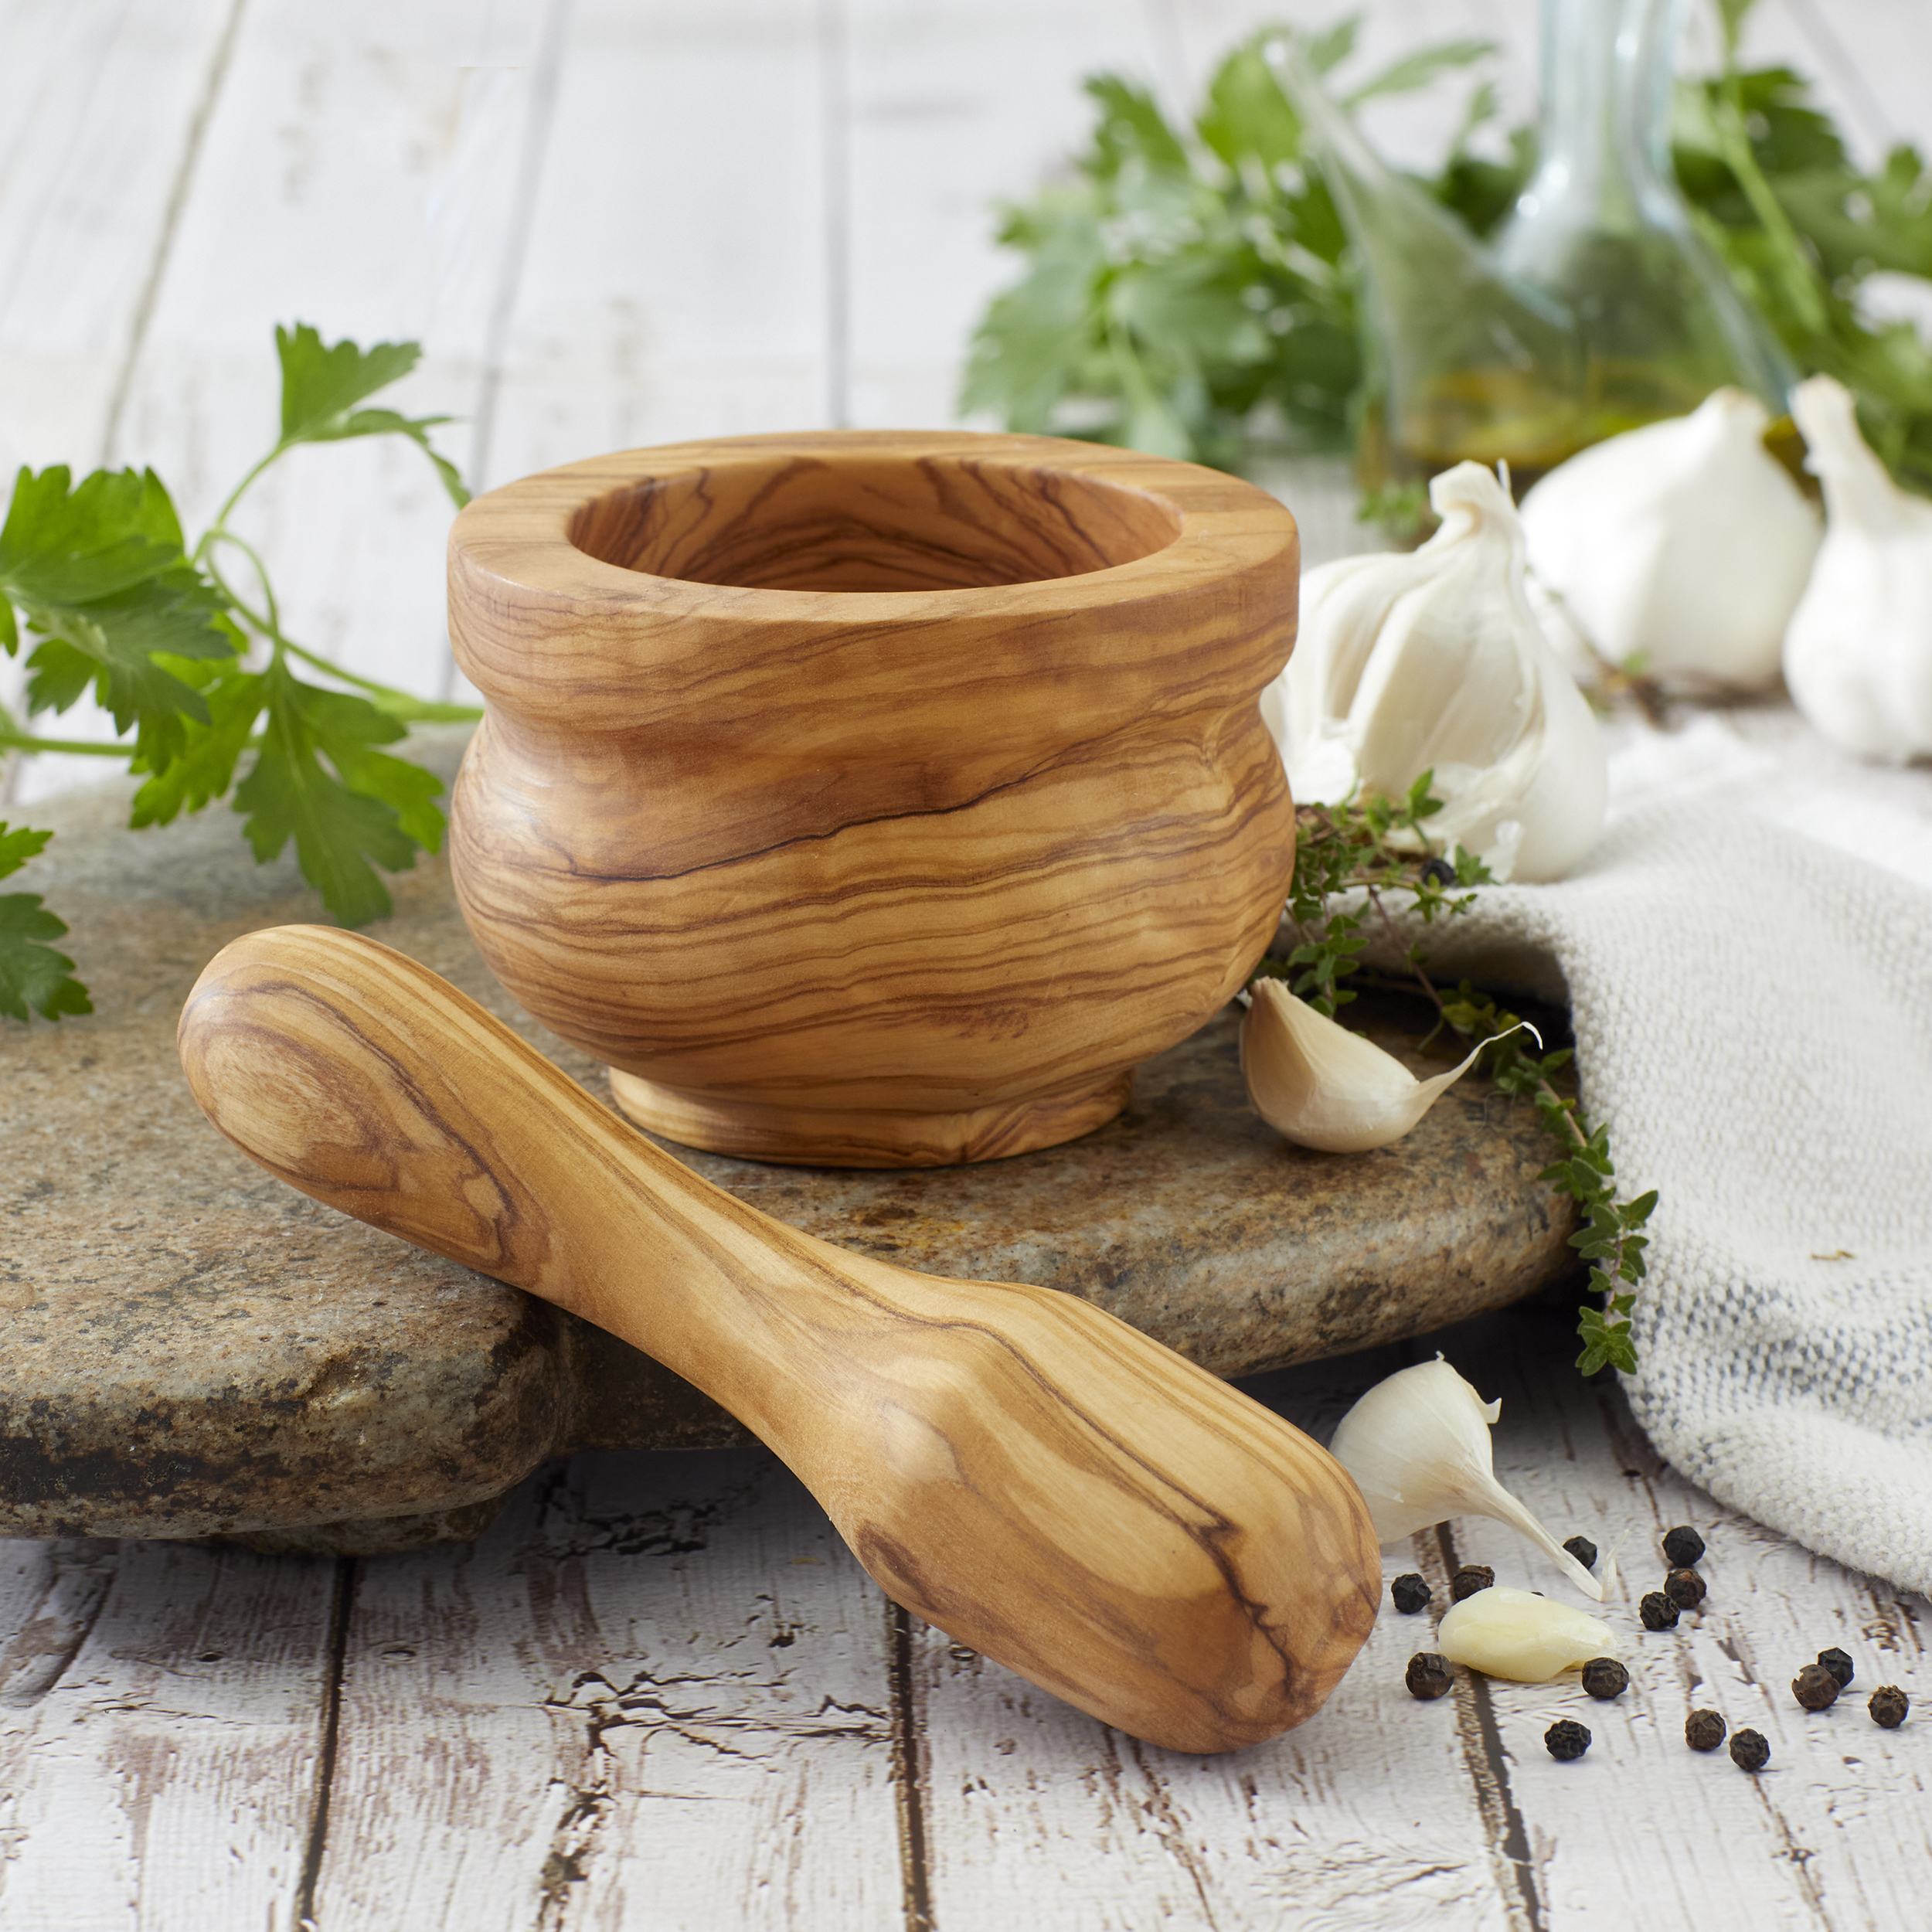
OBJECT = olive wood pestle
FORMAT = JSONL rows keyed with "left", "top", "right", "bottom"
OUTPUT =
{"left": 177, "top": 926, "right": 1379, "bottom": 1753}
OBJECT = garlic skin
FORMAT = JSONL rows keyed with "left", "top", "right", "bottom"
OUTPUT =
{"left": 1328, "top": 1358, "right": 1603, "bottom": 1600}
{"left": 1264, "top": 462, "right": 1607, "bottom": 883}
{"left": 1240, "top": 979, "right": 1485, "bottom": 1153}
{"left": 1519, "top": 387, "right": 1821, "bottom": 689}
{"left": 1436, "top": 1587, "right": 1616, "bottom": 1681}
{"left": 1782, "top": 374, "right": 1932, "bottom": 760}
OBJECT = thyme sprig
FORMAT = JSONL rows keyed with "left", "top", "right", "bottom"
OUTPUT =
{"left": 1260, "top": 774, "right": 1651, "bottom": 1377}
{"left": 1273, "top": 770, "right": 1487, "bottom": 1015}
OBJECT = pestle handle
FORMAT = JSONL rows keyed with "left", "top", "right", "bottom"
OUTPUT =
{"left": 178, "top": 926, "right": 1379, "bottom": 1753}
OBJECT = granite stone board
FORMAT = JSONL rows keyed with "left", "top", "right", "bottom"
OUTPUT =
{"left": 0, "top": 732, "right": 1580, "bottom": 1548}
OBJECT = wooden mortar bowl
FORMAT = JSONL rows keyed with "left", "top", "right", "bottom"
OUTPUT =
{"left": 446, "top": 430, "right": 1298, "bottom": 1167}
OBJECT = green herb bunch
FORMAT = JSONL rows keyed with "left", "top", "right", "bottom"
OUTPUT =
{"left": 964, "top": 1, "right": 1932, "bottom": 495}
{"left": 1259, "top": 776, "right": 1651, "bottom": 1378}
{"left": 959, "top": 20, "right": 1505, "bottom": 467}
{"left": 0, "top": 324, "right": 481, "bottom": 1020}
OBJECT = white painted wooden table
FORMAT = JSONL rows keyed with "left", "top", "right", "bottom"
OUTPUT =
{"left": 3, "top": 5, "right": 1930, "bottom": 1927}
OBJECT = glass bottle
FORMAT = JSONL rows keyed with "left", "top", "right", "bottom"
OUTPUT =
{"left": 1270, "top": 38, "right": 1587, "bottom": 491}
{"left": 1492, "top": 0, "right": 1794, "bottom": 437}
{"left": 1274, "top": 0, "right": 1794, "bottom": 493}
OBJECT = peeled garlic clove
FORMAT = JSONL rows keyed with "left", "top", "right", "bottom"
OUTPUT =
{"left": 1782, "top": 374, "right": 1932, "bottom": 761}
{"left": 1264, "top": 462, "right": 1607, "bottom": 883}
{"left": 1328, "top": 1358, "right": 1603, "bottom": 1600}
{"left": 1436, "top": 1587, "right": 1617, "bottom": 1681}
{"left": 1519, "top": 387, "right": 1821, "bottom": 689}
{"left": 1240, "top": 979, "right": 1484, "bottom": 1153}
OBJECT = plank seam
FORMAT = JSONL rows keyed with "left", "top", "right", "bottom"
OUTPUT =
{"left": 293, "top": 1555, "right": 358, "bottom": 1932}
{"left": 97, "top": 0, "right": 250, "bottom": 468}
{"left": 818, "top": 0, "right": 851, "bottom": 430}
{"left": 889, "top": 1600, "right": 935, "bottom": 1932}
{"left": 463, "top": 0, "right": 576, "bottom": 500}
{"left": 1430, "top": 1523, "right": 1546, "bottom": 1932}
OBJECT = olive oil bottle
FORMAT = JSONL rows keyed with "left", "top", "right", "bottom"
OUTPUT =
{"left": 1274, "top": 0, "right": 1792, "bottom": 497}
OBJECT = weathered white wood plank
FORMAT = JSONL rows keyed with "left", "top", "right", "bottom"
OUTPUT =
{"left": 1428, "top": 1307, "right": 1932, "bottom": 1929}
{"left": 0, "top": 0, "right": 238, "bottom": 472}
{"left": 311, "top": 1447, "right": 906, "bottom": 1932}
{"left": 0, "top": 0, "right": 240, "bottom": 803}
{"left": 97, "top": 0, "right": 553, "bottom": 717}
{"left": 843, "top": 1, "right": 1168, "bottom": 433}
{"left": 910, "top": 1349, "right": 1514, "bottom": 1932}
{"left": 478, "top": 0, "right": 834, "bottom": 486}
{"left": 0, "top": 1536, "right": 335, "bottom": 1932}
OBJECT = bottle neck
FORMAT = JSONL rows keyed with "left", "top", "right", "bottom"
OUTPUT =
{"left": 1515, "top": 0, "right": 1685, "bottom": 233}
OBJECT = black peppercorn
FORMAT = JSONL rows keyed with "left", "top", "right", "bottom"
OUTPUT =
{"left": 1685, "top": 1708, "right": 1726, "bottom": 1751}
{"left": 1580, "top": 1656, "right": 1629, "bottom": 1700}
{"left": 1449, "top": 1564, "right": 1495, "bottom": 1603}
{"left": 1817, "top": 1647, "right": 1854, "bottom": 1689}
{"left": 1869, "top": 1685, "right": 1910, "bottom": 1729}
{"left": 1639, "top": 1590, "right": 1679, "bottom": 1631}
{"left": 1664, "top": 1566, "right": 1706, "bottom": 1610}
{"left": 1792, "top": 1663, "right": 1840, "bottom": 1710}
{"left": 1406, "top": 1652, "right": 1454, "bottom": 1700}
{"left": 1389, "top": 1573, "right": 1432, "bottom": 1615}
{"left": 1662, "top": 1525, "right": 1706, "bottom": 1567}
{"left": 1544, "top": 1718, "right": 1591, "bottom": 1760}
{"left": 1563, "top": 1535, "right": 1597, "bottom": 1570}
{"left": 1420, "top": 856, "right": 1458, "bottom": 888}
{"left": 1730, "top": 1728, "right": 1770, "bottom": 1771}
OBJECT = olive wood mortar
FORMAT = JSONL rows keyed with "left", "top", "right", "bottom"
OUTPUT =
{"left": 445, "top": 430, "right": 1299, "bottom": 1167}
{"left": 178, "top": 925, "right": 1380, "bottom": 1754}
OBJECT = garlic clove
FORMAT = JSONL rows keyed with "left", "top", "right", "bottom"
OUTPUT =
{"left": 1436, "top": 1587, "right": 1617, "bottom": 1681}
{"left": 1782, "top": 374, "right": 1932, "bottom": 761}
{"left": 1240, "top": 978, "right": 1485, "bottom": 1154}
{"left": 1266, "top": 462, "right": 1607, "bottom": 883}
{"left": 1328, "top": 1357, "right": 1604, "bottom": 1600}
{"left": 1519, "top": 387, "right": 1821, "bottom": 689}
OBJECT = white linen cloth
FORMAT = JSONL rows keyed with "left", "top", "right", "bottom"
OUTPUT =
{"left": 1370, "top": 704, "right": 1932, "bottom": 1593}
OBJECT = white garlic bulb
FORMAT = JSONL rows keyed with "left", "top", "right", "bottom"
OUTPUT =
{"left": 1328, "top": 1357, "right": 1603, "bottom": 1600}
{"left": 1519, "top": 387, "right": 1821, "bottom": 689}
{"left": 1782, "top": 373, "right": 1932, "bottom": 760}
{"left": 1436, "top": 1587, "right": 1616, "bottom": 1681}
{"left": 1240, "top": 978, "right": 1486, "bottom": 1153}
{"left": 1264, "top": 462, "right": 1607, "bottom": 883}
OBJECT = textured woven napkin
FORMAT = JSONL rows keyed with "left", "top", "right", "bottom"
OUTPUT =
{"left": 1371, "top": 706, "right": 1932, "bottom": 1592}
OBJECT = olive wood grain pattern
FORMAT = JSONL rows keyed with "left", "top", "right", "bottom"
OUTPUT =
{"left": 177, "top": 926, "right": 1379, "bottom": 1755}
{"left": 446, "top": 430, "right": 1299, "bottom": 1166}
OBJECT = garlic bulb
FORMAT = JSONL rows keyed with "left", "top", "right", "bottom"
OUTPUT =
{"left": 1436, "top": 1587, "right": 1616, "bottom": 1681}
{"left": 1782, "top": 374, "right": 1932, "bottom": 760}
{"left": 1328, "top": 1357, "right": 1602, "bottom": 1600}
{"left": 1240, "top": 979, "right": 1485, "bottom": 1153}
{"left": 1264, "top": 462, "right": 1606, "bottom": 883}
{"left": 1519, "top": 387, "right": 1821, "bottom": 689}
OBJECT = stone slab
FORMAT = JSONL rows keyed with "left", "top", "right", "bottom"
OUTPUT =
{"left": 0, "top": 731, "right": 1579, "bottom": 1548}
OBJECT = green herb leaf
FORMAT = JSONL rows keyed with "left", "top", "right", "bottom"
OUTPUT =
{"left": 274, "top": 325, "right": 470, "bottom": 507}
{"left": 231, "top": 658, "right": 445, "bottom": 927}
{"left": 22, "top": 566, "right": 240, "bottom": 767}
{"left": 0, "top": 824, "right": 90, "bottom": 1022}
{"left": 128, "top": 662, "right": 267, "bottom": 826}
{"left": 0, "top": 465, "right": 182, "bottom": 607}
{"left": 277, "top": 324, "right": 423, "bottom": 442}
{"left": 1342, "top": 37, "right": 1495, "bottom": 111}
{"left": 0, "top": 467, "right": 238, "bottom": 769}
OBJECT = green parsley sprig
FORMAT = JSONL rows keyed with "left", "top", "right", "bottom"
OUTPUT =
{"left": 0, "top": 323, "right": 482, "bottom": 1012}
{"left": 1258, "top": 775, "right": 1651, "bottom": 1379}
